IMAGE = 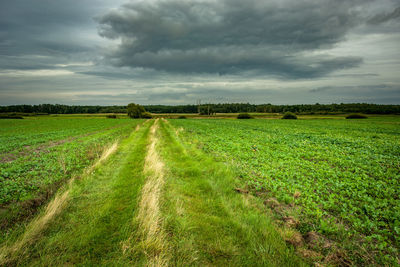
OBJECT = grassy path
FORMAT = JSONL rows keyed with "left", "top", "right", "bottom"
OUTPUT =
{"left": 0, "top": 119, "right": 304, "bottom": 266}
{"left": 158, "top": 120, "right": 303, "bottom": 266}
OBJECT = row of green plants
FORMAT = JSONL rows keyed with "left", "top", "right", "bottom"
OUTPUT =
{"left": 0, "top": 117, "right": 133, "bottom": 155}
{"left": 170, "top": 117, "right": 399, "bottom": 265}
{"left": 0, "top": 118, "right": 141, "bottom": 228}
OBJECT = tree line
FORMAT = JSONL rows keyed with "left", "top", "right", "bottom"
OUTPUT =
{"left": 0, "top": 103, "right": 399, "bottom": 114}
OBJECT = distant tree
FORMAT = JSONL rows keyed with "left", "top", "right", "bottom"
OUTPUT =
{"left": 1, "top": 103, "right": 400, "bottom": 115}
{"left": 199, "top": 104, "right": 216, "bottom": 115}
{"left": 127, "top": 103, "right": 147, "bottom": 118}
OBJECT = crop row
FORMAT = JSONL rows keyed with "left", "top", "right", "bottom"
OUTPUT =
{"left": 170, "top": 117, "right": 400, "bottom": 265}
{"left": 0, "top": 117, "right": 133, "bottom": 155}
{"left": 0, "top": 118, "right": 141, "bottom": 205}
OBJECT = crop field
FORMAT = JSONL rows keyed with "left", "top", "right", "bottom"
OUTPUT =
{"left": 171, "top": 117, "right": 400, "bottom": 265}
{"left": 0, "top": 115, "right": 399, "bottom": 266}
{"left": 0, "top": 117, "right": 142, "bottom": 228}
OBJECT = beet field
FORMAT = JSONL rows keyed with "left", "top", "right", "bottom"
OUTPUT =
{"left": 0, "top": 115, "right": 399, "bottom": 266}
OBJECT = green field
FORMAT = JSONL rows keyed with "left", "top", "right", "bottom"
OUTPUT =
{"left": 0, "top": 117, "right": 142, "bottom": 228}
{"left": 171, "top": 117, "right": 400, "bottom": 265}
{"left": 0, "top": 116, "right": 399, "bottom": 266}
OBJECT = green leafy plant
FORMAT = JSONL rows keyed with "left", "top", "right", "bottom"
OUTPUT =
{"left": 170, "top": 117, "right": 400, "bottom": 265}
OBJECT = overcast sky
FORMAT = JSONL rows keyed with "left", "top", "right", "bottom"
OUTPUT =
{"left": 0, "top": 0, "right": 399, "bottom": 105}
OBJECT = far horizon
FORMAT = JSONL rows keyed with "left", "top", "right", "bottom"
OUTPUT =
{"left": 1, "top": 0, "right": 399, "bottom": 105}
{"left": 2, "top": 102, "right": 400, "bottom": 107}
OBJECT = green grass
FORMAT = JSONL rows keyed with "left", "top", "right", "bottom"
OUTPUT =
{"left": 0, "top": 121, "right": 151, "bottom": 266}
{"left": 5, "top": 115, "right": 397, "bottom": 265}
{"left": 169, "top": 117, "right": 400, "bottom": 265}
{"left": 0, "top": 117, "right": 142, "bottom": 233}
{"left": 158, "top": 120, "right": 304, "bottom": 266}
{"left": 1, "top": 119, "right": 306, "bottom": 266}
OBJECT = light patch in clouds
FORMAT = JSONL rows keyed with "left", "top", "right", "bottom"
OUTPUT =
{"left": 54, "top": 62, "right": 94, "bottom": 68}
{"left": 0, "top": 69, "right": 74, "bottom": 77}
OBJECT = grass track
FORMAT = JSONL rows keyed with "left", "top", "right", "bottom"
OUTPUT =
{"left": 1, "top": 119, "right": 305, "bottom": 266}
{"left": 158, "top": 120, "right": 304, "bottom": 266}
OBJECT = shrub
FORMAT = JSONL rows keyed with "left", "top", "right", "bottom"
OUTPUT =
{"left": 0, "top": 114, "right": 23, "bottom": 119}
{"left": 281, "top": 112, "right": 297, "bottom": 119}
{"left": 177, "top": 115, "right": 187, "bottom": 119}
{"left": 106, "top": 114, "right": 117, "bottom": 119}
{"left": 127, "top": 103, "right": 147, "bottom": 118}
{"left": 237, "top": 113, "right": 253, "bottom": 119}
{"left": 346, "top": 113, "right": 367, "bottom": 119}
{"left": 141, "top": 112, "right": 153, "bottom": 119}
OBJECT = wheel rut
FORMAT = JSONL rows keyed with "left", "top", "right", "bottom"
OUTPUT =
{"left": 135, "top": 119, "right": 169, "bottom": 266}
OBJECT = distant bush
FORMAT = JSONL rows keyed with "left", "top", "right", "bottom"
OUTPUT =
{"left": 0, "top": 114, "right": 23, "bottom": 119}
{"left": 106, "top": 114, "right": 117, "bottom": 119}
{"left": 127, "top": 103, "right": 153, "bottom": 119}
{"left": 177, "top": 115, "right": 187, "bottom": 119}
{"left": 281, "top": 112, "right": 297, "bottom": 119}
{"left": 141, "top": 112, "right": 153, "bottom": 119}
{"left": 237, "top": 113, "right": 253, "bottom": 119}
{"left": 127, "top": 103, "right": 146, "bottom": 118}
{"left": 346, "top": 113, "right": 368, "bottom": 119}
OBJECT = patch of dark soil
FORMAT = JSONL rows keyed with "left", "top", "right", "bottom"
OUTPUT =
{"left": 298, "top": 248, "right": 323, "bottom": 261}
{"left": 324, "top": 250, "right": 352, "bottom": 267}
{"left": 234, "top": 187, "right": 249, "bottom": 194}
{"left": 283, "top": 216, "right": 299, "bottom": 228}
{"left": 286, "top": 232, "right": 304, "bottom": 247}
{"left": 263, "top": 198, "right": 280, "bottom": 209}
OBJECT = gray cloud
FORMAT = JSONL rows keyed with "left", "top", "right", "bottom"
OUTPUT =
{"left": 97, "top": 0, "right": 366, "bottom": 77}
{"left": 309, "top": 84, "right": 400, "bottom": 94}
{"left": 0, "top": 0, "right": 399, "bottom": 105}
{"left": 368, "top": 6, "right": 400, "bottom": 24}
{"left": 69, "top": 83, "right": 400, "bottom": 105}
{"left": 0, "top": 0, "right": 125, "bottom": 72}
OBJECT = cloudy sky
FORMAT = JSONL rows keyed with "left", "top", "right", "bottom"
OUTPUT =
{"left": 0, "top": 0, "right": 399, "bottom": 105}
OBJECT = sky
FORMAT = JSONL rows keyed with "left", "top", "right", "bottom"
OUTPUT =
{"left": 0, "top": 0, "right": 399, "bottom": 106}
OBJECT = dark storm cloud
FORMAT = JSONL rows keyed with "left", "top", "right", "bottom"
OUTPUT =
{"left": 368, "top": 6, "right": 400, "bottom": 24}
{"left": 1, "top": 0, "right": 399, "bottom": 106}
{"left": 0, "top": 0, "right": 124, "bottom": 72}
{"left": 97, "top": 0, "right": 366, "bottom": 77}
{"left": 0, "top": 0, "right": 94, "bottom": 56}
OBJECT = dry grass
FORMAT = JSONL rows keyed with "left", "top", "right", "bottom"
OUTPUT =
{"left": 131, "top": 119, "right": 169, "bottom": 266}
{"left": 0, "top": 189, "right": 70, "bottom": 265}
{"left": 86, "top": 141, "right": 118, "bottom": 174}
